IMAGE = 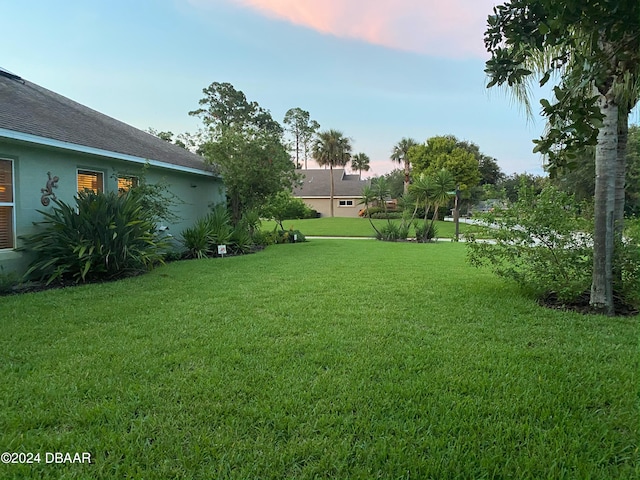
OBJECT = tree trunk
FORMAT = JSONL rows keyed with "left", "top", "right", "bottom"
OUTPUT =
{"left": 329, "top": 165, "right": 335, "bottom": 217}
{"left": 612, "top": 110, "right": 629, "bottom": 290}
{"left": 614, "top": 110, "right": 628, "bottom": 238}
{"left": 231, "top": 193, "right": 242, "bottom": 226}
{"left": 590, "top": 94, "right": 618, "bottom": 315}
{"left": 404, "top": 160, "right": 410, "bottom": 195}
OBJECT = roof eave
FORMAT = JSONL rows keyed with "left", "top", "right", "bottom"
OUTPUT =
{"left": 0, "top": 128, "right": 220, "bottom": 178}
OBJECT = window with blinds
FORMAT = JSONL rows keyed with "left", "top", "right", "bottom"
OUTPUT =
{"left": 77, "top": 170, "right": 104, "bottom": 193}
{"left": 117, "top": 176, "right": 138, "bottom": 193}
{"left": 0, "top": 159, "right": 14, "bottom": 249}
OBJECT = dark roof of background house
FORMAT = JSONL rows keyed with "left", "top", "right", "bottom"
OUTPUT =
{"left": 0, "top": 70, "right": 213, "bottom": 174}
{"left": 293, "top": 168, "right": 370, "bottom": 197}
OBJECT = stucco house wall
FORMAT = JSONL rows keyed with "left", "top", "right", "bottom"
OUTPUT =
{"left": 301, "top": 196, "right": 363, "bottom": 218}
{"left": 0, "top": 69, "right": 224, "bottom": 276}
{"left": 293, "top": 169, "right": 369, "bottom": 218}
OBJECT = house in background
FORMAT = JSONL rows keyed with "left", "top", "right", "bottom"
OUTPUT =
{"left": 0, "top": 68, "right": 224, "bottom": 275}
{"left": 293, "top": 168, "right": 370, "bottom": 218}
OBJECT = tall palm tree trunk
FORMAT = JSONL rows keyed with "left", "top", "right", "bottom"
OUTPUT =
{"left": 590, "top": 94, "right": 618, "bottom": 315}
{"left": 329, "top": 165, "right": 335, "bottom": 218}
{"left": 403, "top": 160, "right": 410, "bottom": 195}
{"left": 614, "top": 110, "right": 628, "bottom": 238}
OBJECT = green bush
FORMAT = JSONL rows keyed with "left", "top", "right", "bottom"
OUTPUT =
{"left": 238, "top": 208, "right": 262, "bottom": 241}
{"left": 376, "top": 222, "right": 403, "bottom": 241}
{"left": 230, "top": 226, "right": 253, "bottom": 254}
{"left": 205, "top": 205, "right": 233, "bottom": 246}
{"left": 467, "top": 186, "right": 593, "bottom": 302}
{"left": 114, "top": 164, "right": 183, "bottom": 225}
{"left": 251, "top": 229, "right": 277, "bottom": 247}
{"left": 615, "top": 218, "right": 640, "bottom": 309}
{"left": 21, "top": 191, "right": 167, "bottom": 284}
{"left": 181, "top": 218, "right": 212, "bottom": 259}
{"left": 260, "top": 191, "right": 314, "bottom": 228}
{"left": 414, "top": 221, "right": 438, "bottom": 242}
{"left": 181, "top": 205, "right": 258, "bottom": 258}
{"left": 371, "top": 212, "right": 403, "bottom": 219}
{"left": 361, "top": 206, "right": 383, "bottom": 217}
{"left": 273, "top": 228, "right": 306, "bottom": 244}
{"left": 0, "top": 266, "right": 20, "bottom": 294}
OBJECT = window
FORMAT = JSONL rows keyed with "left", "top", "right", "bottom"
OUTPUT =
{"left": 117, "top": 176, "right": 139, "bottom": 193}
{"left": 0, "top": 159, "right": 14, "bottom": 249}
{"left": 77, "top": 170, "right": 104, "bottom": 193}
{"left": 338, "top": 200, "right": 354, "bottom": 207}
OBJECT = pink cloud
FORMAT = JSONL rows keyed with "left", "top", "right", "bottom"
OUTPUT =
{"left": 227, "top": 0, "right": 496, "bottom": 58}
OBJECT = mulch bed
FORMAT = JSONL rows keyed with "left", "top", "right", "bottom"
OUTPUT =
{"left": 539, "top": 291, "right": 639, "bottom": 317}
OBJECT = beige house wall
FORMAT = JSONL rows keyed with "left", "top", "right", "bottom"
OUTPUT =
{"left": 302, "top": 197, "right": 362, "bottom": 218}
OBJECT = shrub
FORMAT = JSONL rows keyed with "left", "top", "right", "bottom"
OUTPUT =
{"left": 21, "top": 191, "right": 167, "bottom": 284}
{"left": 398, "top": 222, "right": 410, "bottom": 240}
{"left": 260, "top": 191, "right": 314, "bottom": 229}
{"left": 181, "top": 218, "right": 212, "bottom": 259}
{"left": 467, "top": 186, "right": 593, "bottom": 302}
{"left": 414, "top": 221, "right": 438, "bottom": 242}
{"left": 371, "top": 212, "right": 403, "bottom": 219}
{"left": 361, "top": 206, "right": 383, "bottom": 217}
{"left": 376, "top": 222, "right": 403, "bottom": 241}
{"left": 273, "top": 228, "right": 306, "bottom": 244}
{"left": 163, "top": 249, "right": 185, "bottom": 263}
{"left": 115, "top": 165, "right": 183, "bottom": 225}
{"left": 204, "top": 205, "right": 233, "bottom": 247}
{"left": 0, "top": 266, "right": 19, "bottom": 295}
{"left": 252, "top": 229, "right": 277, "bottom": 247}
{"left": 615, "top": 218, "right": 640, "bottom": 309}
{"left": 239, "top": 208, "right": 262, "bottom": 241}
{"left": 230, "top": 226, "right": 253, "bottom": 254}
{"left": 181, "top": 205, "right": 261, "bottom": 258}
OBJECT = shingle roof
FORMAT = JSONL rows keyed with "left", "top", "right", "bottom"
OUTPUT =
{"left": 293, "top": 168, "right": 370, "bottom": 197}
{"left": 0, "top": 71, "right": 213, "bottom": 174}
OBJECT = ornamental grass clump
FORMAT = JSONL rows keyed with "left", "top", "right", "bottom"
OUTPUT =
{"left": 181, "top": 205, "right": 257, "bottom": 258}
{"left": 21, "top": 190, "right": 167, "bottom": 285}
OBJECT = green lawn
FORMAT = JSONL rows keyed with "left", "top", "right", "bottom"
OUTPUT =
{"left": 262, "top": 216, "right": 476, "bottom": 238}
{"left": 1, "top": 241, "right": 637, "bottom": 479}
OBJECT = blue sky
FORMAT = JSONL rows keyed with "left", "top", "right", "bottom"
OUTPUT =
{"left": 3, "top": 0, "right": 576, "bottom": 177}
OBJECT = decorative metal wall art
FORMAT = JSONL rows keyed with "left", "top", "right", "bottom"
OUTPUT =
{"left": 41, "top": 171, "right": 59, "bottom": 206}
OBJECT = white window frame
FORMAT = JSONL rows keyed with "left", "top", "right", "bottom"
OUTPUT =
{"left": 77, "top": 169, "right": 104, "bottom": 193}
{"left": 0, "top": 157, "right": 15, "bottom": 250}
{"left": 338, "top": 199, "right": 354, "bottom": 207}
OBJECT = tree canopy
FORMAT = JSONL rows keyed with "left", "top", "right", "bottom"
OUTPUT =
{"left": 312, "top": 129, "right": 352, "bottom": 217}
{"left": 484, "top": 0, "right": 640, "bottom": 314}
{"left": 283, "top": 107, "right": 320, "bottom": 169}
{"left": 409, "top": 135, "right": 481, "bottom": 192}
{"left": 351, "top": 152, "right": 371, "bottom": 178}
{"left": 190, "top": 81, "right": 283, "bottom": 138}
{"left": 191, "top": 82, "right": 295, "bottom": 223}
{"left": 391, "top": 138, "right": 418, "bottom": 194}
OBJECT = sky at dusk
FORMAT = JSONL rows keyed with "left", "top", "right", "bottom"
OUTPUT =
{"left": 8, "top": 0, "right": 632, "bottom": 178}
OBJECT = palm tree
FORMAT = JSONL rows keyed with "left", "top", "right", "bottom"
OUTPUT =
{"left": 351, "top": 152, "right": 370, "bottom": 178}
{"left": 408, "top": 172, "right": 433, "bottom": 221}
{"left": 372, "top": 176, "right": 391, "bottom": 215}
{"left": 426, "top": 169, "right": 455, "bottom": 237}
{"left": 391, "top": 137, "right": 418, "bottom": 194}
{"left": 312, "top": 129, "right": 352, "bottom": 217}
{"left": 359, "top": 185, "right": 382, "bottom": 237}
